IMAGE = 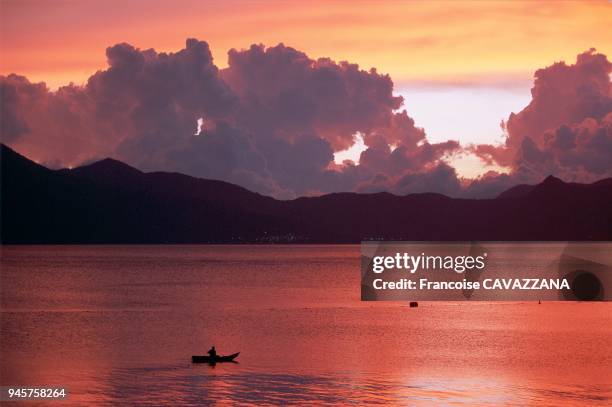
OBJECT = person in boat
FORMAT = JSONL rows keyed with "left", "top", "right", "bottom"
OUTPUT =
{"left": 208, "top": 346, "right": 217, "bottom": 359}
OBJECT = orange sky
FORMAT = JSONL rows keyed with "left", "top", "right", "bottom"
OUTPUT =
{"left": 1, "top": 0, "right": 610, "bottom": 89}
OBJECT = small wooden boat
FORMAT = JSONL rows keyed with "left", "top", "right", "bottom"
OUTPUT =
{"left": 192, "top": 352, "right": 240, "bottom": 363}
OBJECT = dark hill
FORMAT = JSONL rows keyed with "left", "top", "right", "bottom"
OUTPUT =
{"left": 2, "top": 144, "right": 611, "bottom": 243}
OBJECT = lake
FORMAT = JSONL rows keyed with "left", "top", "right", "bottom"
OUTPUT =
{"left": 1, "top": 245, "right": 611, "bottom": 405}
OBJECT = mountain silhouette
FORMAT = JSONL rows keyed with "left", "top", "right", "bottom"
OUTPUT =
{"left": 2, "top": 144, "right": 611, "bottom": 243}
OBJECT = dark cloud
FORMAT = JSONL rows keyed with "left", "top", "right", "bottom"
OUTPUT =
{"left": 0, "top": 75, "right": 34, "bottom": 143}
{"left": 354, "top": 161, "right": 462, "bottom": 197}
{"left": 1, "top": 39, "right": 237, "bottom": 169}
{"left": 472, "top": 49, "right": 612, "bottom": 184}
{"left": 221, "top": 43, "right": 404, "bottom": 151}
{"left": 0, "top": 74, "right": 108, "bottom": 165}
{"left": 462, "top": 171, "right": 517, "bottom": 198}
{"left": 514, "top": 114, "right": 612, "bottom": 182}
{"left": 1, "top": 41, "right": 610, "bottom": 199}
{"left": 215, "top": 43, "right": 454, "bottom": 197}
{"left": 5, "top": 40, "right": 437, "bottom": 198}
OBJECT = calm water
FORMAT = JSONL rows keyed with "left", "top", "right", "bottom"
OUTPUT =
{"left": 1, "top": 245, "right": 611, "bottom": 405}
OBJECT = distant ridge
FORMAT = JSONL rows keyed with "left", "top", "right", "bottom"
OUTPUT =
{"left": 69, "top": 157, "right": 143, "bottom": 177}
{"left": 2, "top": 144, "right": 611, "bottom": 243}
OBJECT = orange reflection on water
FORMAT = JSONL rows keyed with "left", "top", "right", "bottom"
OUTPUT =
{"left": 1, "top": 245, "right": 611, "bottom": 404}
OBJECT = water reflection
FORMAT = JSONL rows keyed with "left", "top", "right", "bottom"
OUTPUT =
{"left": 81, "top": 366, "right": 612, "bottom": 405}
{"left": 1, "top": 245, "right": 611, "bottom": 405}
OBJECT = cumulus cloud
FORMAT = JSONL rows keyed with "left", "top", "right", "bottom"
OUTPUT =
{"left": 221, "top": 43, "right": 403, "bottom": 151}
{"left": 472, "top": 49, "right": 612, "bottom": 186}
{"left": 1, "top": 41, "right": 610, "bottom": 199}
{"left": 0, "top": 75, "right": 102, "bottom": 166}
{"left": 2, "top": 39, "right": 459, "bottom": 198}
{"left": 1, "top": 39, "right": 237, "bottom": 168}
{"left": 216, "top": 43, "right": 455, "bottom": 196}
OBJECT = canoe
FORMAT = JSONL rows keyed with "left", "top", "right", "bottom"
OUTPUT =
{"left": 192, "top": 352, "right": 240, "bottom": 363}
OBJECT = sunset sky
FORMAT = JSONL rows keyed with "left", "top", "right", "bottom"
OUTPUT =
{"left": 1, "top": 0, "right": 611, "bottom": 197}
